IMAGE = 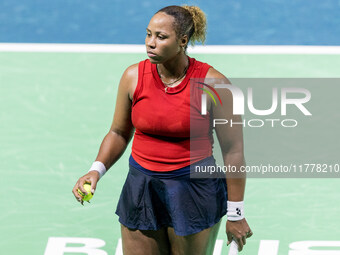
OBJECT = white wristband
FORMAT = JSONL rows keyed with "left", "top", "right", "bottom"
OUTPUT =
{"left": 227, "top": 201, "right": 244, "bottom": 221}
{"left": 88, "top": 161, "right": 106, "bottom": 179}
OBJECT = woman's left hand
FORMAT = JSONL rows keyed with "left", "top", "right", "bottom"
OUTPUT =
{"left": 226, "top": 218, "right": 253, "bottom": 252}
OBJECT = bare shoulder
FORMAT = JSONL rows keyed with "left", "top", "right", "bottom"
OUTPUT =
{"left": 119, "top": 63, "right": 139, "bottom": 101}
{"left": 121, "top": 63, "right": 138, "bottom": 84}
{"left": 123, "top": 63, "right": 138, "bottom": 78}
{"left": 205, "top": 67, "right": 231, "bottom": 84}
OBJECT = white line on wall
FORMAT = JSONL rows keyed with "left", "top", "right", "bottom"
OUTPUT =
{"left": 1, "top": 43, "right": 340, "bottom": 54}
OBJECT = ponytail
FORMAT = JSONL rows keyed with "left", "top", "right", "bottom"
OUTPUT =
{"left": 156, "top": 5, "right": 207, "bottom": 48}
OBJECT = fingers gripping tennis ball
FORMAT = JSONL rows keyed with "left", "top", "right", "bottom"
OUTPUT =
{"left": 77, "top": 183, "right": 93, "bottom": 201}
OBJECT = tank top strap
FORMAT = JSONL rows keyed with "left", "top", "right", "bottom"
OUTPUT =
{"left": 132, "top": 59, "right": 152, "bottom": 107}
{"left": 194, "top": 61, "right": 212, "bottom": 78}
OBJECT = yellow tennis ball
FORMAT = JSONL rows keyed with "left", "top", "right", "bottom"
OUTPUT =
{"left": 77, "top": 183, "right": 93, "bottom": 201}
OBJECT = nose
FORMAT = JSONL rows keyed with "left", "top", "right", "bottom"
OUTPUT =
{"left": 146, "top": 36, "right": 156, "bottom": 49}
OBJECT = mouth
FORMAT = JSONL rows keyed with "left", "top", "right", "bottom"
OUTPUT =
{"left": 147, "top": 51, "right": 158, "bottom": 58}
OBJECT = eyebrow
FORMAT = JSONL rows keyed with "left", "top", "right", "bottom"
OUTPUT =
{"left": 146, "top": 28, "right": 167, "bottom": 34}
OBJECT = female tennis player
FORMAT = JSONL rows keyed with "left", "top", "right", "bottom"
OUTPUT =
{"left": 72, "top": 5, "right": 252, "bottom": 254}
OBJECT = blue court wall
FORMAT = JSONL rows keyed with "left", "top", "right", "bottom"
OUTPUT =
{"left": 0, "top": 0, "right": 339, "bottom": 45}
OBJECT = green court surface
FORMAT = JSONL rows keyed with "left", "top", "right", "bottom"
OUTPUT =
{"left": 1, "top": 52, "right": 340, "bottom": 255}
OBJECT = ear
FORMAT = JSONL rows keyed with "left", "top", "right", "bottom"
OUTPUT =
{"left": 179, "top": 34, "right": 189, "bottom": 48}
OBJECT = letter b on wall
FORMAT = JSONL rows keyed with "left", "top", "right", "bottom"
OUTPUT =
{"left": 44, "top": 237, "right": 107, "bottom": 255}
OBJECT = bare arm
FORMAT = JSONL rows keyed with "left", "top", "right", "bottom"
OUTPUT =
{"left": 205, "top": 67, "right": 246, "bottom": 200}
{"left": 95, "top": 64, "right": 138, "bottom": 169}
{"left": 205, "top": 68, "right": 252, "bottom": 251}
{"left": 72, "top": 63, "right": 138, "bottom": 203}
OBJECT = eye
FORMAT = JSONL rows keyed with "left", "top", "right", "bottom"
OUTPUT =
{"left": 158, "top": 35, "right": 166, "bottom": 40}
{"left": 146, "top": 32, "right": 151, "bottom": 37}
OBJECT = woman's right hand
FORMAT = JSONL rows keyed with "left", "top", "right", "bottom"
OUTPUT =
{"left": 72, "top": 171, "right": 100, "bottom": 205}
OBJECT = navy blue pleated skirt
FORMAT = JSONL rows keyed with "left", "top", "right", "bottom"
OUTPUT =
{"left": 115, "top": 155, "right": 228, "bottom": 236}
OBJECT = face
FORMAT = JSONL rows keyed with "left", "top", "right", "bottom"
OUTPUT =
{"left": 145, "top": 12, "right": 185, "bottom": 64}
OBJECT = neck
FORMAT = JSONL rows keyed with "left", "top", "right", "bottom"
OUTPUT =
{"left": 157, "top": 53, "right": 189, "bottom": 79}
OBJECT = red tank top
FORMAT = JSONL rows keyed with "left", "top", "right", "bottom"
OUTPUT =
{"left": 131, "top": 56, "right": 213, "bottom": 171}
